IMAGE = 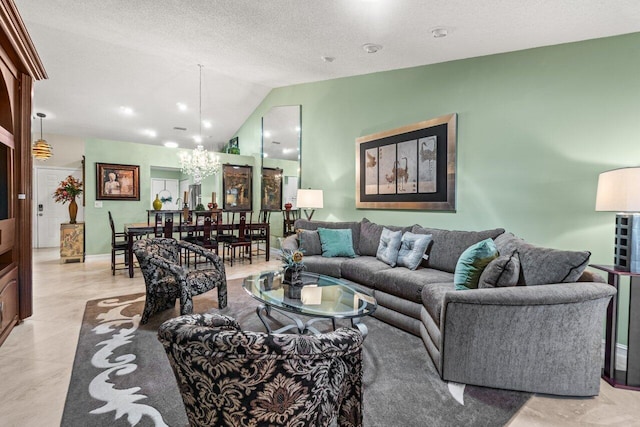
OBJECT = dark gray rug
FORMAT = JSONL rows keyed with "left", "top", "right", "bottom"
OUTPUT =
{"left": 62, "top": 279, "right": 531, "bottom": 426}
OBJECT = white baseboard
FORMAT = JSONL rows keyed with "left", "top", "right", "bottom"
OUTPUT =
{"left": 602, "top": 340, "right": 628, "bottom": 371}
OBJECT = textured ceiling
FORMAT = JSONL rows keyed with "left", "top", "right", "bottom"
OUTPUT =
{"left": 14, "top": 0, "right": 640, "bottom": 152}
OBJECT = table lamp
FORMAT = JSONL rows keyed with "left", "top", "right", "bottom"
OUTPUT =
{"left": 296, "top": 189, "right": 323, "bottom": 220}
{"left": 596, "top": 167, "right": 640, "bottom": 272}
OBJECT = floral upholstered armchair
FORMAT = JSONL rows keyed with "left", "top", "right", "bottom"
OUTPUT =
{"left": 133, "top": 238, "right": 227, "bottom": 324}
{"left": 158, "top": 313, "right": 364, "bottom": 427}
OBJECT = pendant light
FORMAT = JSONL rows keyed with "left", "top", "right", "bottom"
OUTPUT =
{"left": 179, "top": 64, "right": 220, "bottom": 184}
{"left": 32, "top": 112, "right": 53, "bottom": 161}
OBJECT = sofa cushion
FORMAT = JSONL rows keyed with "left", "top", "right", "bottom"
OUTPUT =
{"left": 297, "top": 229, "right": 322, "bottom": 255}
{"left": 294, "top": 219, "right": 361, "bottom": 254}
{"left": 478, "top": 252, "right": 521, "bottom": 288}
{"left": 376, "top": 228, "right": 403, "bottom": 267}
{"left": 341, "top": 257, "right": 392, "bottom": 288}
{"left": 495, "top": 233, "right": 591, "bottom": 286}
{"left": 359, "top": 218, "right": 412, "bottom": 256}
{"left": 412, "top": 226, "right": 505, "bottom": 273}
{"left": 317, "top": 228, "right": 357, "bottom": 258}
{"left": 374, "top": 267, "right": 454, "bottom": 304}
{"left": 421, "top": 282, "right": 455, "bottom": 326}
{"left": 302, "top": 255, "right": 347, "bottom": 278}
{"left": 397, "top": 232, "right": 433, "bottom": 270}
{"left": 454, "top": 239, "right": 499, "bottom": 290}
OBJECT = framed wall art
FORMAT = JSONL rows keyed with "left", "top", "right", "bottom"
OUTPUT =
{"left": 222, "top": 164, "right": 253, "bottom": 211}
{"left": 261, "top": 167, "right": 283, "bottom": 211}
{"left": 96, "top": 162, "right": 140, "bottom": 201}
{"left": 355, "top": 113, "right": 457, "bottom": 211}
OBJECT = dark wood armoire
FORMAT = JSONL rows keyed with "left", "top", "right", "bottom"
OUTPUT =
{"left": 0, "top": 0, "right": 46, "bottom": 346}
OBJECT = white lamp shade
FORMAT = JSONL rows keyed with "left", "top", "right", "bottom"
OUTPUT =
{"left": 596, "top": 167, "right": 640, "bottom": 212}
{"left": 297, "top": 189, "right": 323, "bottom": 209}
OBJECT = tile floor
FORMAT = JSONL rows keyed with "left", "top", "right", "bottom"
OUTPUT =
{"left": 0, "top": 248, "right": 639, "bottom": 426}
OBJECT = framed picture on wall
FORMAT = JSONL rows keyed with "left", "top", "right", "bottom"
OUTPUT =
{"left": 222, "top": 164, "right": 253, "bottom": 211}
{"left": 96, "top": 162, "right": 140, "bottom": 200}
{"left": 261, "top": 167, "right": 283, "bottom": 211}
{"left": 355, "top": 113, "right": 457, "bottom": 211}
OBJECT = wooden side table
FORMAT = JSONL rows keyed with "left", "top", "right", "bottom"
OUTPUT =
{"left": 60, "top": 222, "right": 85, "bottom": 263}
{"left": 590, "top": 264, "right": 640, "bottom": 390}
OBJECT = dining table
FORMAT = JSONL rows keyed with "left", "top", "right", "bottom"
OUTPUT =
{"left": 125, "top": 219, "right": 270, "bottom": 278}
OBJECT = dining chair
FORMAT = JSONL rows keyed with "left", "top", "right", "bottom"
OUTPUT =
{"left": 222, "top": 211, "right": 252, "bottom": 266}
{"left": 185, "top": 212, "right": 219, "bottom": 267}
{"left": 154, "top": 212, "right": 175, "bottom": 238}
{"left": 108, "top": 211, "right": 129, "bottom": 275}
{"left": 283, "top": 208, "right": 300, "bottom": 237}
{"left": 247, "top": 209, "right": 270, "bottom": 259}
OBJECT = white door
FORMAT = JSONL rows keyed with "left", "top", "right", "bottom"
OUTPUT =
{"left": 151, "top": 178, "right": 180, "bottom": 210}
{"left": 34, "top": 167, "right": 84, "bottom": 248}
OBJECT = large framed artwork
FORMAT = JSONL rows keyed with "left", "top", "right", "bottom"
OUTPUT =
{"left": 261, "top": 167, "right": 283, "bottom": 211}
{"left": 355, "top": 113, "right": 457, "bottom": 211}
{"left": 96, "top": 162, "right": 140, "bottom": 201}
{"left": 222, "top": 164, "right": 253, "bottom": 211}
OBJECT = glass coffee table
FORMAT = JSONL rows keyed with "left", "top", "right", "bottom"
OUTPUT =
{"left": 242, "top": 270, "right": 377, "bottom": 337}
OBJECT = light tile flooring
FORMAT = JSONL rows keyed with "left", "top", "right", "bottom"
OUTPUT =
{"left": 0, "top": 248, "right": 639, "bottom": 426}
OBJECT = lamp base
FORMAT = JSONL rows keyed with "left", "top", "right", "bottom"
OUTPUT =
{"left": 614, "top": 213, "right": 640, "bottom": 273}
{"left": 303, "top": 209, "right": 315, "bottom": 221}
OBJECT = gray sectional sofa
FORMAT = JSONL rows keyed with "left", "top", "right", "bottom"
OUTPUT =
{"left": 281, "top": 218, "right": 616, "bottom": 396}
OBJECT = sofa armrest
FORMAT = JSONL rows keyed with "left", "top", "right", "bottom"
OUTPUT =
{"left": 281, "top": 234, "right": 299, "bottom": 251}
{"left": 439, "top": 282, "right": 615, "bottom": 396}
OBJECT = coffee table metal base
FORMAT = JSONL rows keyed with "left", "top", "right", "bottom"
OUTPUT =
{"left": 256, "top": 304, "right": 369, "bottom": 338}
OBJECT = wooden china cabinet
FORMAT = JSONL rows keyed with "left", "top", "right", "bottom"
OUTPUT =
{"left": 0, "top": 0, "right": 47, "bottom": 346}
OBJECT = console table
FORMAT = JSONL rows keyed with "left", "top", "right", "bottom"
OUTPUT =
{"left": 590, "top": 264, "right": 640, "bottom": 390}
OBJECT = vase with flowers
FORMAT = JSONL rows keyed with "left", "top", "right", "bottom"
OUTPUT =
{"left": 53, "top": 175, "right": 83, "bottom": 224}
{"left": 280, "top": 248, "right": 306, "bottom": 297}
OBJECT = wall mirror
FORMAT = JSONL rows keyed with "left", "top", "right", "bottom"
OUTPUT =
{"left": 261, "top": 105, "right": 301, "bottom": 239}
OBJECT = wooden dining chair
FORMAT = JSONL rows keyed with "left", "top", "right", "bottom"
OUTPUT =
{"left": 222, "top": 211, "right": 252, "bottom": 266}
{"left": 247, "top": 210, "right": 270, "bottom": 259}
{"left": 154, "top": 212, "right": 175, "bottom": 238}
{"left": 283, "top": 209, "right": 300, "bottom": 237}
{"left": 108, "top": 211, "right": 129, "bottom": 275}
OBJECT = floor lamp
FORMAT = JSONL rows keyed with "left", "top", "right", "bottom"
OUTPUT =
{"left": 596, "top": 167, "right": 640, "bottom": 273}
{"left": 297, "top": 189, "right": 323, "bottom": 220}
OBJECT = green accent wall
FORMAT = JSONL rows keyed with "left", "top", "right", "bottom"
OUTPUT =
{"left": 235, "top": 33, "right": 640, "bottom": 345}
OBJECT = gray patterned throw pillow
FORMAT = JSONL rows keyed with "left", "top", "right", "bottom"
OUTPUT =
{"left": 376, "top": 228, "right": 403, "bottom": 267}
{"left": 397, "top": 232, "right": 432, "bottom": 270}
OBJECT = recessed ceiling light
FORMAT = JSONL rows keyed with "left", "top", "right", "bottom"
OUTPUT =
{"left": 295, "top": 126, "right": 301, "bottom": 132}
{"left": 176, "top": 102, "right": 187, "bottom": 111}
{"left": 164, "top": 141, "right": 178, "bottom": 148}
{"left": 119, "top": 106, "right": 134, "bottom": 115}
{"left": 202, "top": 120, "right": 212, "bottom": 129}
{"left": 263, "top": 153, "right": 269, "bottom": 158}
{"left": 143, "top": 129, "right": 157, "bottom": 138}
{"left": 264, "top": 131, "right": 271, "bottom": 138}
{"left": 431, "top": 27, "right": 448, "bottom": 38}
{"left": 362, "top": 43, "right": 383, "bottom": 54}
{"left": 193, "top": 135, "right": 202, "bottom": 143}
{"left": 322, "top": 56, "right": 335, "bottom": 63}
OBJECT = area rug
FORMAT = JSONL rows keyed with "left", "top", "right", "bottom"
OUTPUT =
{"left": 62, "top": 279, "right": 531, "bottom": 426}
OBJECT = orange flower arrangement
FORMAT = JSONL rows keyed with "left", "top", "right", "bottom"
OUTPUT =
{"left": 53, "top": 175, "right": 83, "bottom": 204}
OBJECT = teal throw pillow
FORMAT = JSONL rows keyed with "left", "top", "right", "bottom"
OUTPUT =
{"left": 317, "top": 227, "right": 356, "bottom": 258}
{"left": 397, "top": 232, "right": 432, "bottom": 270}
{"left": 376, "top": 228, "right": 403, "bottom": 267}
{"left": 454, "top": 238, "right": 499, "bottom": 290}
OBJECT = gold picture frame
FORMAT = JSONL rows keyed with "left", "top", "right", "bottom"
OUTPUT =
{"left": 355, "top": 113, "right": 457, "bottom": 211}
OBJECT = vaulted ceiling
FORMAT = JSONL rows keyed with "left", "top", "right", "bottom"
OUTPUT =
{"left": 15, "top": 0, "right": 640, "bottom": 151}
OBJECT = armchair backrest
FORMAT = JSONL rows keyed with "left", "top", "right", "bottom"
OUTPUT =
{"left": 158, "top": 313, "right": 364, "bottom": 427}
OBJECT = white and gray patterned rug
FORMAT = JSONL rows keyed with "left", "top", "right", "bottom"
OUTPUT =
{"left": 62, "top": 279, "right": 531, "bottom": 426}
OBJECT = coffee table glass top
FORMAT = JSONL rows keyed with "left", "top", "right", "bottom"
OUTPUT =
{"left": 242, "top": 270, "right": 377, "bottom": 319}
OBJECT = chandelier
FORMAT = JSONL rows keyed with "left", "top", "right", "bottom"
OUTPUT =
{"left": 32, "top": 112, "right": 53, "bottom": 160}
{"left": 180, "top": 64, "right": 220, "bottom": 184}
